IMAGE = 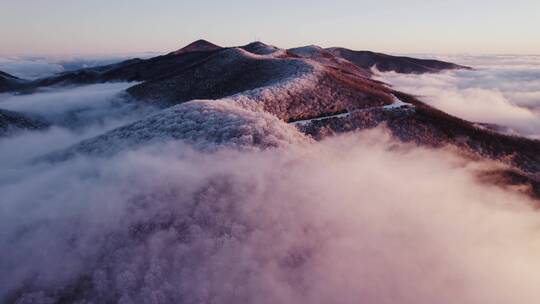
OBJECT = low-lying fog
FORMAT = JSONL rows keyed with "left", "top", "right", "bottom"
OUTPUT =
{"left": 0, "top": 82, "right": 155, "bottom": 167}
{"left": 375, "top": 54, "right": 540, "bottom": 138}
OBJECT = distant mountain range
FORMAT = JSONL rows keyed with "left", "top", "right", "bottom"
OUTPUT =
{"left": 2, "top": 40, "right": 539, "bottom": 197}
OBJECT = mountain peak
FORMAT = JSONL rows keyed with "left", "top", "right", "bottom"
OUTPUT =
{"left": 240, "top": 41, "right": 281, "bottom": 55}
{"left": 170, "top": 39, "right": 222, "bottom": 55}
{"left": 288, "top": 45, "right": 328, "bottom": 58}
{"left": 0, "top": 69, "right": 27, "bottom": 92}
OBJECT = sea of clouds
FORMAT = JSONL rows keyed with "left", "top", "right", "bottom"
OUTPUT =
{"left": 3, "top": 128, "right": 540, "bottom": 303}
{"left": 374, "top": 54, "right": 540, "bottom": 138}
{"left": 0, "top": 53, "right": 159, "bottom": 79}
{"left": 1, "top": 55, "right": 540, "bottom": 303}
{"left": 0, "top": 82, "right": 155, "bottom": 169}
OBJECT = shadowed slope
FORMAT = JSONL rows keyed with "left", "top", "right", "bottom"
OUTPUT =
{"left": 127, "top": 47, "right": 395, "bottom": 121}
{"left": 328, "top": 48, "right": 471, "bottom": 74}
{"left": 2, "top": 42, "right": 223, "bottom": 92}
{"left": 0, "top": 70, "right": 28, "bottom": 92}
{"left": 169, "top": 39, "right": 222, "bottom": 55}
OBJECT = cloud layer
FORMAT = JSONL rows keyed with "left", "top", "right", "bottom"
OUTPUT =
{"left": 0, "top": 82, "right": 155, "bottom": 169}
{"left": 0, "top": 82, "right": 143, "bottom": 127}
{"left": 2, "top": 128, "right": 540, "bottom": 303}
{"left": 375, "top": 55, "right": 540, "bottom": 138}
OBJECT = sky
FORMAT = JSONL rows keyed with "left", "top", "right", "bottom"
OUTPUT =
{"left": 1, "top": 0, "right": 539, "bottom": 56}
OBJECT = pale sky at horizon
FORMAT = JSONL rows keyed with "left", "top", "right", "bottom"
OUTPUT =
{"left": 1, "top": 0, "right": 539, "bottom": 56}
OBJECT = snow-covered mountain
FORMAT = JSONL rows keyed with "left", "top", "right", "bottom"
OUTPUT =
{"left": 2, "top": 41, "right": 537, "bottom": 188}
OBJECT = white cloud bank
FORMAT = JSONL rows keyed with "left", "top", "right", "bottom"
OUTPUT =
{"left": 1, "top": 127, "right": 540, "bottom": 303}
{"left": 0, "top": 56, "right": 65, "bottom": 79}
{"left": 0, "top": 82, "right": 141, "bottom": 127}
{"left": 374, "top": 55, "right": 540, "bottom": 138}
{"left": 0, "top": 82, "right": 155, "bottom": 168}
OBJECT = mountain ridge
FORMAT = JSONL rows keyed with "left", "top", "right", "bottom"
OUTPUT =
{"left": 327, "top": 47, "right": 472, "bottom": 73}
{"left": 0, "top": 40, "right": 469, "bottom": 93}
{"left": 24, "top": 41, "right": 537, "bottom": 198}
